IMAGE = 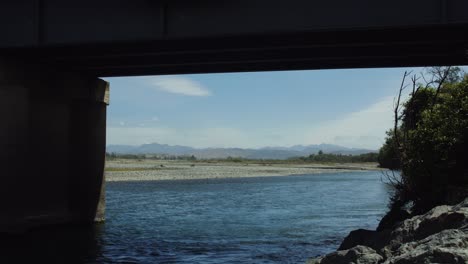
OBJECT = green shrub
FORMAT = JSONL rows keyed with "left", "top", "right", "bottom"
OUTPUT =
{"left": 382, "top": 68, "right": 468, "bottom": 214}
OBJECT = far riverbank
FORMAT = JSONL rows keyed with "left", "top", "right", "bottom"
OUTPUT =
{"left": 105, "top": 160, "right": 382, "bottom": 182}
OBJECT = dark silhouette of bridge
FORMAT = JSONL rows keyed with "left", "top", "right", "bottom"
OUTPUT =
{"left": 1, "top": 0, "right": 468, "bottom": 233}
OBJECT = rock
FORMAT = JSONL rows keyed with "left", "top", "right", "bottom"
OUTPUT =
{"left": 387, "top": 198, "right": 468, "bottom": 248}
{"left": 335, "top": 202, "right": 466, "bottom": 251}
{"left": 306, "top": 245, "right": 383, "bottom": 264}
{"left": 377, "top": 207, "right": 411, "bottom": 232}
{"left": 339, "top": 229, "right": 390, "bottom": 251}
{"left": 306, "top": 197, "right": 468, "bottom": 264}
{"left": 305, "top": 257, "right": 323, "bottom": 264}
{"left": 383, "top": 228, "right": 468, "bottom": 264}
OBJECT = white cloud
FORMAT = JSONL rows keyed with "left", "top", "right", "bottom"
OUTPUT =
{"left": 149, "top": 76, "right": 211, "bottom": 96}
{"left": 300, "top": 96, "right": 397, "bottom": 149}
{"left": 106, "top": 126, "right": 252, "bottom": 148}
{"left": 107, "top": 96, "right": 401, "bottom": 149}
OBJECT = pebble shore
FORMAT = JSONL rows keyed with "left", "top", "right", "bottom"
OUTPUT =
{"left": 105, "top": 160, "right": 381, "bottom": 182}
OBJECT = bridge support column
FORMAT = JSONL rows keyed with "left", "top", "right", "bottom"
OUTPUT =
{"left": 0, "top": 60, "right": 108, "bottom": 233}
{"left": 69, "top": 80, "right": 108, "bottom": 223}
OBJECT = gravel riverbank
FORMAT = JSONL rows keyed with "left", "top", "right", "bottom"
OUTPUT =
{"left": 105, "top": 160, "right": 381, "bottom": 182}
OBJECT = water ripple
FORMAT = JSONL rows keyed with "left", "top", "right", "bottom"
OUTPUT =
{"left": 94, "top": 171, "right": 389, "bottom": 263}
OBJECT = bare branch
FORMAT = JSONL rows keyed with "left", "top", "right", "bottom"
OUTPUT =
{"left": 394, "top": 71, "right": 410, "bottom": 149}
{"left": 431, "top": 66, "right": 451, "bottom": 107}
{"left": 411, "top": 75, "right": 418, "bottom": 95}
{"left": 403, "top": 74, "right": 419, "bottom": 141}
{"left": 420, "top": 72, "right": 436, "bottom": 89}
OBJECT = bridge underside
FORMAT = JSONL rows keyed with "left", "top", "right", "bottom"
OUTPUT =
{"left": 8, "top": 24, "right": 468, "bottom": 77}
{"left": 2, "top": 0, "right": 468, "bottom": 76}
{"left": 0, "top": 0, "right": 468, "bottom": 234}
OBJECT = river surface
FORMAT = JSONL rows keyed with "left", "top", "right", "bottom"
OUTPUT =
{"left": 86, "top": 171, "right": 390, "bottom": 263}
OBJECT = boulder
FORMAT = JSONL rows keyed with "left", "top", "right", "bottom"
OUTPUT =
{"left": 383, "top": 228, "right": 468, "bottom": 264}
{"left": 306, "top": 245, "right": 383, "bottom": 264}
{"left": 307, "top": 197, "right": 468, "bottom": 264}
{"left": 339, "top": 229, "right": 390, "bottom": 251}
{"left": 376, "top": 207, "right": 411, "bottom": 232}
{"left": 387, "top": 199, "right": 468, "bottom": 248}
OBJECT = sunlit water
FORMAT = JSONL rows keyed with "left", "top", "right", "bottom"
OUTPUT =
{"left": 87, "top": 171, "right": 390, "bottom": 263}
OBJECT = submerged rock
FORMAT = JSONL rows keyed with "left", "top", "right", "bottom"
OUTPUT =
{"left": 306, "top": 197, "right": 468, "bottom": 264}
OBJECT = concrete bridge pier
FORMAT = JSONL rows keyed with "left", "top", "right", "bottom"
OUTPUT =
{"left": 0, "top": 60, "right": 108, "bottom": 233}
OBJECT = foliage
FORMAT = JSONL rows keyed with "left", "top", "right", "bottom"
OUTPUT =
{"left": 226, "top": 156, "right": 245, "bottom": 162}
{"left": 105, "top": 152, "right": 145, "bottom": 160}
{"left": 292, "top": 151, "right": 378, "bottom": 163}
{"left": 380, "top": 67, "right": 468, "bottom": 214}
{"left": 106, "top": 151, "right": 378, "bottom": 164}
{"left": 105, "top": 152, "right": 197, "bottom": 161}
{"left": 378, "top": 130, "right": 401, "bottom": 170}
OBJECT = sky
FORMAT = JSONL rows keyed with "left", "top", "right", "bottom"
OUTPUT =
{"left": 103, "top": 67, "right": 463, "bottom": 150}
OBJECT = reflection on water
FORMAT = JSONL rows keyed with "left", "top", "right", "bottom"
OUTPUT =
{"left": 1, "top": 171, "right": 390, "bottom": 263}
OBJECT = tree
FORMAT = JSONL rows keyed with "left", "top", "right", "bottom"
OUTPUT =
{"left": 378, "top": 130, "right": 401, "bottom": 169}
{"left": 380, "top": 66, "right": 468, "bottom": 215}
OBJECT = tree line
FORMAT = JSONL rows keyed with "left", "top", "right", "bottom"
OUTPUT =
{"left": 105, "top": 151, "right": 378, "bottom": 163}
{"left": 291, "top": 151, "right": 378, "bottom": 163}
{"left": 106, "top": 152, "right": 197, "bottom": 161}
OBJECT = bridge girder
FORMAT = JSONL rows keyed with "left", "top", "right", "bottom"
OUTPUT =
{"left": 1, "top": 0, "right": 467, "bottom": 76}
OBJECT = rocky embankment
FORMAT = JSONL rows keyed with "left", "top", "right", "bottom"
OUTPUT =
{"left": 307, "top": 198, "right": 468, "bottom": 264}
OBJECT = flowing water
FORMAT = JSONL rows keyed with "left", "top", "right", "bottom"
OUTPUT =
{"left": 1, "top": 171, "right": 390, "bottom": 263}
{"left": 90, "top": 171, "right": 390, "bottom": 263}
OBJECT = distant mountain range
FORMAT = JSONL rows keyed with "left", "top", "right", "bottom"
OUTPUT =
{"left": 106, "top": 143, "right": 377, "bottom": 160}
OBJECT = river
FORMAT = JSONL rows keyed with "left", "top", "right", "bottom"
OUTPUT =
{"left": 87, "top": 171, "right": 391, "bottom": 263}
